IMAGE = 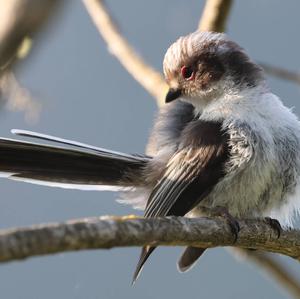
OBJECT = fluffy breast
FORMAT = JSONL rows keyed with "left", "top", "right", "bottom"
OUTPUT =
{"left": 197, "top": 119, "right": 276, "bottom": 217}
{"left": 195, "top": 92, "right": 300, "bottom": 226}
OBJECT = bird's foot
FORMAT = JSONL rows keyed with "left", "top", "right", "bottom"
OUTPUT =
{"left": 209, "top": 206, "right": 240, "bottom": 243}
{"left": 264, "top": 217, "right": 282, "bottom": 238}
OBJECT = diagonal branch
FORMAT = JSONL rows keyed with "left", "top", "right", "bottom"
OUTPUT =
{"left": 82, "top": 0, "right": 168, "bottom": 106}
{"left": 260, "top": 63, "right": 300, "bottom": 85}
{"left": 0, "top": 215, "right": 299, "bottom": 263}
{"left": 235, "top": 249, "right": 300, "bottom": 298}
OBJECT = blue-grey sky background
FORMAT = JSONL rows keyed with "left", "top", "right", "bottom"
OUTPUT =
{"left": 0, "top": 1, "right": 300, "bottom": 298}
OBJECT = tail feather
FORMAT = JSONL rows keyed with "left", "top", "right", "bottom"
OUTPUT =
{"left": 0, "top": 136, "right": 149, "bottom": 189}
{"left": 132, "top": 246, "right": 156, "bottom": 284}
{"left": 11, "top": 129, "right": 142, "bottom": 161}
{"left": 177, "top": 246, "right": 206, "bottom": 272}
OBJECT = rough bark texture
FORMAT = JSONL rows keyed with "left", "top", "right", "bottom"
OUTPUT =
{"left": 0, "top": 215, "right": 299, "bottom": 263}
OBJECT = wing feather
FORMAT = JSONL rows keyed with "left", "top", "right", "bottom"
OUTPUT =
{"left": 133, "top": 120, "right": 230, "bottom": 282}
{"left": 144, "top": 147, "right": 219, "bottom": 218}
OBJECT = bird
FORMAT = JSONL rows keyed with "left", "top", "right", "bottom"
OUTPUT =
{"left": 0, "top": 31, "right": 299, "bottom": 283}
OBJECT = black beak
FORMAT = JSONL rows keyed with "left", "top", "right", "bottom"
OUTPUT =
{"left": 165, "top": 88, "right": 182, "bottom": 103}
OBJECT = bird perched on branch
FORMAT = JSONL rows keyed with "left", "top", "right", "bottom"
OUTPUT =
{"left": 0, "top": 31, "right": 299, "bottom": 283}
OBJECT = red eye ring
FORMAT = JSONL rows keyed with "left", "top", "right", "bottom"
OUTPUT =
{"left": 181, "top": 66, "right": 195, "bottom": 81}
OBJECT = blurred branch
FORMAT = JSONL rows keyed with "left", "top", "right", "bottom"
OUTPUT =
{"left": 234, "top": 249, "right": 300, "bottom": 299}
{"left": 0, "top": 0, "right": 62, "bottom": 73}
{"left": 260, "top": 63, "right": 300, "bottom": 85}
{"left": 0, "top": 0, "right": 62, "bottom": 120}
{"left": 0, "top": 215, "right": 299, "bottom": 263}
{"left": 198, "top": 0, "right": 233, "bottom": 32}
{"left": 0, "top": 72, "right": 41, "bottom": 123}
{"left": 82, "top": 0, "right": 167, "bottom": 106}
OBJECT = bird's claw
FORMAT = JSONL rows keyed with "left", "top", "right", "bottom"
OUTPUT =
{"left": 264, "top": 217, "right": 282, "bottom": 238}
{"left": 211, "top": 206, "right": 240, "bottom": 243}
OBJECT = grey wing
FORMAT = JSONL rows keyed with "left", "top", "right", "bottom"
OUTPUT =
{"left": 145, "top": 149, "right": 212, "bottom": 218}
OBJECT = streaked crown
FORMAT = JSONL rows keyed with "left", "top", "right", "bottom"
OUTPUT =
{"left": 163, "top": 31, "right": 264, "bottom": 94}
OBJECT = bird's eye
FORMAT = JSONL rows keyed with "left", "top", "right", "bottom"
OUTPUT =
{"left": 181, "top": 66, "right": 195, "bottom": 80}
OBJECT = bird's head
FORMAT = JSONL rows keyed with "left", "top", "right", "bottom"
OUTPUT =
{"left": 163, "top": 31, "right": 265, "bottom": 110}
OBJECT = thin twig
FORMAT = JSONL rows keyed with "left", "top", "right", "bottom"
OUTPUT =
{"left": 82, "top": 0, "right": 168, "bottom": 106}
{"left": 234, "top": 249, "right": 300, "bottom": 299}
{"left": 260, "top": 63, "right": 300, "bottom": 85}
{"left": 0, "top": 215, "right": 299, "bottom": 263}
{"left": 198, "top": 0, "right": 233, "bottom": 32}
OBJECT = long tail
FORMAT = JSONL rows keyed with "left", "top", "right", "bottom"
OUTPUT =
{"left": 0, "top": 130, "right": 150, "bottom": 190}
{"left": 132, "top": 246, "right": 156, "bottom": 284}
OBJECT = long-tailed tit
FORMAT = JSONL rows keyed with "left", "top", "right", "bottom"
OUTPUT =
{"left": 0, "top": 31, "right": 299, "bottom": 283}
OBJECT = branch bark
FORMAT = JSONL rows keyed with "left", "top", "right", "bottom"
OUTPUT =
{"left": 0, "top": 215, "right": 299, "bottom": 263}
